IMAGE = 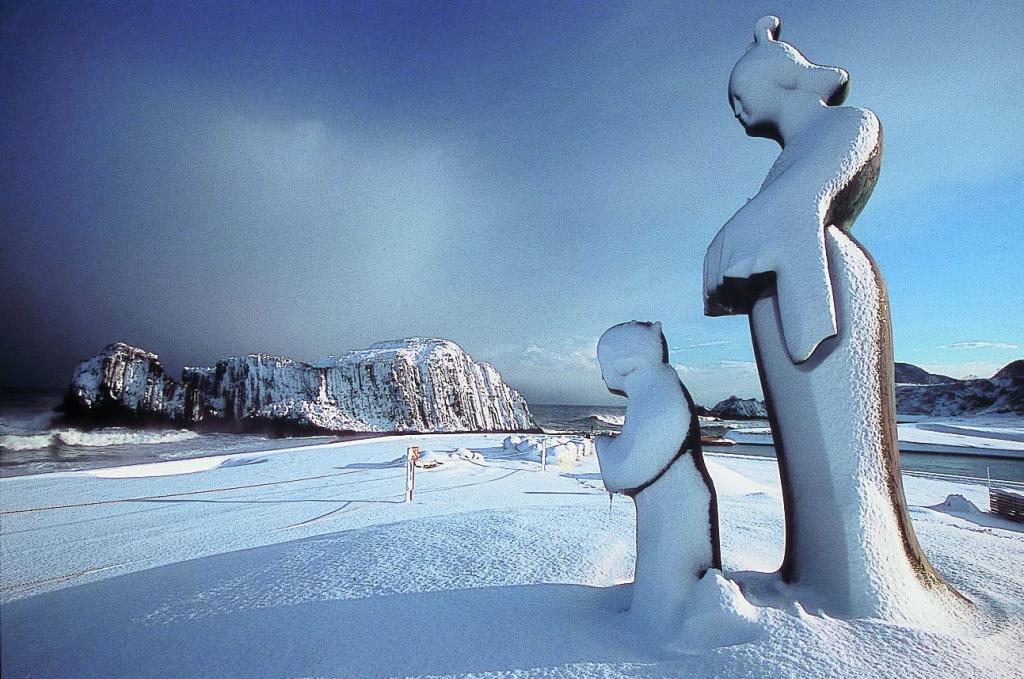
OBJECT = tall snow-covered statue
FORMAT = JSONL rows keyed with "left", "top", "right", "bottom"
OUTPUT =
{"left": 595, "top": 321, "right": 721, "bottom": 632}
{"left": 704, "top": 16, "right": 965, "bottom": 621}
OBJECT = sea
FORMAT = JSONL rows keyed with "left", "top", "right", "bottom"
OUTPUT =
{"left": 1, "top": 390, "right": 1022, "bottom": 483}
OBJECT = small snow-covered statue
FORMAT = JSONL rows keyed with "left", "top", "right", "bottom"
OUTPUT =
{"left": 703, "top": 17, "right": 965, "bottom": 620}
{"left": 595, "top": 321, "right": 721, "bottom": 631}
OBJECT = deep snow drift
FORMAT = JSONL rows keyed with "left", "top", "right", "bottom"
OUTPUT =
{"left": 2, "top": 433, "right": 1022, "bottom": 678}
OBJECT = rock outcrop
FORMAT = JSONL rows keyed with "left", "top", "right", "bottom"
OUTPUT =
{"left": 895, "top": 360, "right": 1024, "bottom": 416}
{"left": 63, "top": 339, "right": 537, "bottom": 434}
{"left": 710, "top": 396, "right": 768, "bottom": 419}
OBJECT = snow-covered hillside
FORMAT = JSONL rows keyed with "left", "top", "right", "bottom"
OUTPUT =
{"left": 63, "top": 339, "right": 536, "bottom": 433}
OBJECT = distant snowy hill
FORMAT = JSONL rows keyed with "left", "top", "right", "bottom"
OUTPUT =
{"left": 896, "top": 360, "right": 1024, "bottom": 416}
{"left": 63, "top": 339, "right": 537, "bottom": 434}
{"left": 893, "top": 362, "right": 956, "bottom": 385}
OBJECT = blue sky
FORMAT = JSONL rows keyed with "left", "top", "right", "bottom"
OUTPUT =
{"left": 1, "top": 1, "right": 1021, "bottom": 405}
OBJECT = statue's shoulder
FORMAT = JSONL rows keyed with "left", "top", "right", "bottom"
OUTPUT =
{"left": 832, "top": 106, "right": 881, "bottom": 144}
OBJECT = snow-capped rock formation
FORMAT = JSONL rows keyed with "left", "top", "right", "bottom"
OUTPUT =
{"left": 710, "top": 396, "right": 767, "bottom": 419}
{"left": 67, "top": 344, "right": 187, "bottom": 421}
{"left": 895, "top": 361, "right": 1023, "bottom": 416}
{"left": 63, "top": 339, "right": 537, "bottom": 433}
{"left": 594, "top": 322, "right": 720, "bottom": 634}
{"left": 702, "top": 16, "right": 966, "bottom": 623}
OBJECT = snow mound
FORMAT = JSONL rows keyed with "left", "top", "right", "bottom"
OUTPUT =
{"left": 928, "top": 494, "right": 981, "bottom": 515}
{"left": 677, "top": 571, "right": 763, "bottom": 651}
{"left": 417, "top": 448, "right": 485, "bottom": 468}
{"left": 503, "top": 435, "right": 594, "bottom": 467}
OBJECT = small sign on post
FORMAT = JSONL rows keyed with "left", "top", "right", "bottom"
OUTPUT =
{"left": 405, "top": 446, "right": 419, "bottom": 503}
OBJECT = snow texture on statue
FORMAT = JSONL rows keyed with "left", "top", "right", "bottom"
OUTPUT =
{"left": 595, "top": 321, "right": 721, "bottom": 631}
{"left": 703, "top": 16, "right": 966, "bottom": 621}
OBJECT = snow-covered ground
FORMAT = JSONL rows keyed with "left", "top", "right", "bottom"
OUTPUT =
{"left": 2, "top": 433, "right": 1022, "bottom": 678}
{"left": 725, "top": 416, "right": 1024, "bottom": 459}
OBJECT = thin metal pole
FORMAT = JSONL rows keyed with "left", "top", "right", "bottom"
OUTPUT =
{"left": 406, "top": 446, "right": 418, "bottom": 502}
{"left": 541, "top": 439, "right": 547, "bottom": 472}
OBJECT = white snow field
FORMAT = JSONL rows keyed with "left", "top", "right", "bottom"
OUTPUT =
{"left": 725, "top": 417, "right": 1024, "bottom": 458}
{"left": 2, "top": 434, "right": 1022, "bottom": 678}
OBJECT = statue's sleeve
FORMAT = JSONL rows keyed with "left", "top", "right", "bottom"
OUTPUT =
{"left": 703, "top": 188, "right": 839, "bottom": 364}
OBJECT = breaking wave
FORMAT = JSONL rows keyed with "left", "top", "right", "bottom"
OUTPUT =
{"left": 570, "top": 414, "right": 625, "bottom": 429}
{"left": 590, "top": 414, "right": 625, "bottom": 426}
{"left": 1, "top": 428, "right": 201, "bottom": 451}
{"left": 0, "top": 433, "right": 56, "bottom": 451}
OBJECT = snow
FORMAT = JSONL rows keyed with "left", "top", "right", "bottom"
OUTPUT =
{"left": 900, "top": 422, "right": 1024, "bottom": 453}
{"left": 502, "top": 435, "right": 595, "bottom": 467}
{"left": 723, "top": 419, "right": 1024, "bottom": 458}
{"left": 2, "top": 433, "right": 1022, "bottom": 677}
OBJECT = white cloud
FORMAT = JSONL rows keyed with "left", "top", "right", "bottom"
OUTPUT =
{"left": 670, "top": 340, "right": 732, "bottom": 351}
{"left": 939, "top": 341, "right": 1020, "bottom": 350}
{"left": 494, "top": 341, "right": 763, "bottom": 406}
{"left": 493, "top": 337, "right": 600, "bottom": 373}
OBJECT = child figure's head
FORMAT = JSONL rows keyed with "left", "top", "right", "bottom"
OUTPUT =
{"left": 728, "top": 16, "right": 849, "bottom": 143}
{"left": 597, "top": 321, "right": 669, "bottom": 396}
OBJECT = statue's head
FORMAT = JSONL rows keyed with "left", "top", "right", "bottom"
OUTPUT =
{"left": 597, "top": 321, "right": 669, "bottom": 396}
{"left": 728, "top": 16, "right": 849, "bottom": 143}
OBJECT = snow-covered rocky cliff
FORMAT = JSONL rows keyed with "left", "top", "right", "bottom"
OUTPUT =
{"left": 895, "top": 360, "right": 1024, "bottom": 416}
{"left": 63, "top": 339, "right": 537, "bottom": 433}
